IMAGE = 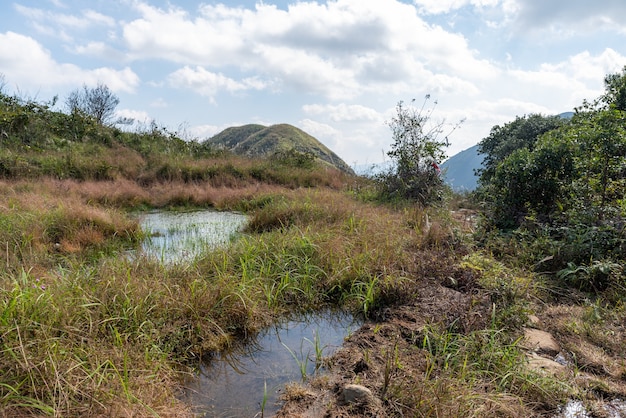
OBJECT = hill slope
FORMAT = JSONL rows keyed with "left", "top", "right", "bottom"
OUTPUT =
{"left": 207, "top": 124, "right": 354, "bottom": 174}
{"left": 441, "top": 144, "right": 483, "bottom": 191}
{"left": 441, "top": 112, "right": 574, "bottom": 191}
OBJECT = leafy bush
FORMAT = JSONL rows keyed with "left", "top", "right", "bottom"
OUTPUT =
{"left": 375, "top": 97, "right": 460, "bottom": 206}
{"left": 270, "top": 148, "right": 316, "bottom": 169}
{"left": 475, "top": 67, "right": 626, "bottom": 295}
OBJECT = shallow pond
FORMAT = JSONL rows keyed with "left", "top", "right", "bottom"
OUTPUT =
{"left": 182, "top": 312, "right": 361, "bottom": 417}
{"left": 136, "top": 210, "right": 360, "bottom": 416}
{"left": 137, "top": 210, "right": 248, "bottom": 263}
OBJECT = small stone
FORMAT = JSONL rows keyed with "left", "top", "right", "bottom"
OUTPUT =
{"left": 527, "top": 353, "right": 567, "bottom": 376}
{"left": 522, "top": 328, "right": 560, "bottom": 356}
{"left": 527, "top": 315, "right": 540, "bottom": 326}
{"left": 554, "top": 353, "right": 568, "bottom": 366}
{"left": 341, "top": 384, "right": 373, "bottom": 405}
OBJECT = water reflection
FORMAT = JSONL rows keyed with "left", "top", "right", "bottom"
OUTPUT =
{"left": 137, "top": 210, "right": 248, "bottom": 263}
{"left": 557, "top": 399, "right": 626, "bottom": 418}
{"left": 183, "top": 312, "right": 361, "bottom": 417}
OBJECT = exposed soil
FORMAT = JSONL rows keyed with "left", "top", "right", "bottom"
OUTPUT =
{"left": 275, "top": 278, "right": 626, "bottom": 417}
{"left": 276, "top": 279, "right": 491, "bottom": 417}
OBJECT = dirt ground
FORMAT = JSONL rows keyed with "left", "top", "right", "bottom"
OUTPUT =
{"left": 275, "top": 280, "right": 490, "bottom": 417}
{"left": 275, "top": 278, "right": 626, "bottom": 418}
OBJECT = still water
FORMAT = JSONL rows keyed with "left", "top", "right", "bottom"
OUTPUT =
{"left": 182, "top": 312, "right": 361, "bottom": 417}
{"left": 136, "top": 210, "right": 360, "bottom": 416}
{"left": 137, "top": 210, "right": 248, "bottom": 263}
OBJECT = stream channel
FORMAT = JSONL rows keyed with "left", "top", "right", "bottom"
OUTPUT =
{"left": 137, "top": 210, "right": 361, "bottom": 416}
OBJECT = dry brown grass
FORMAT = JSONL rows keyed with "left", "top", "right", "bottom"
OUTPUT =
{"left": 0, "top": 179, "right": 140, "bottom": 268}
{"left": 2, "top": 173, "right": 569, "bottom": 417}
{"left": 30, "top": 178, "right": 289, "bottom": 210}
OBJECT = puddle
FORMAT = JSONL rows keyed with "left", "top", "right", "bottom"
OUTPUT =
{"left": 136, "top": 210, "right": 248, "bottom": 263}
{"left": 560, "top": 400, "right": 590, "bottom": 418}
{"left": 135, "top": 211, "right": 360, "bottom": 416}
{"left": 182, "top": 312, "right": 361, "bottom": 417}
{"left": 558, "top": 399, "right": 626, "bottom": 418}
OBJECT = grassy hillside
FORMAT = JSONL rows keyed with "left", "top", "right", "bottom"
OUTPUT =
{"left": 0, "top": 95, "right": 354, "bottom": 190}
{"left": 207, "top": 123, "right": 355, "bottom": 174}
{"left": 205, "top": 123, "right": 266, "bottom": 149}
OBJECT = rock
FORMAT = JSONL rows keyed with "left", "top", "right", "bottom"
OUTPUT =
{"left": 527, "top": 353, "right": 567, "bottom": 376}
{"left": 341, "top": 384, "right": 374, "bottom": 405}
{"left": 527, "top": 315, "right": 540, "bottom": 327}
{"left": 522, "top": 328, "right": 560, "bottom": 356}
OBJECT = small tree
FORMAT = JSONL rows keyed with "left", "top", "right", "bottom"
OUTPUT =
{"left": 602, "top": 65, "right": 626, "bottom": 111}
{"left": 65, "top": 83, "right": 119, "bottom": 126}
{"left": 476, "top": 114, "right": 566, "bottom": 186}
{"left": 376, "top": 96, "right": 459, "bottom": 205}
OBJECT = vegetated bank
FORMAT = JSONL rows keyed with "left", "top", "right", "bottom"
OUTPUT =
{"left": 0, "top": 72, "right": 624, "bottom": 418}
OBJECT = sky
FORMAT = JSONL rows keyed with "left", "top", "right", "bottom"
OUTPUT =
{"left": 1, "top": 0, "right": 626, "bottom": 169}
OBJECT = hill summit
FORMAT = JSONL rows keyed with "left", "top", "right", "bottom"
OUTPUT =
{"left": 206, "top": 123, "right": 354, "bottom": 174}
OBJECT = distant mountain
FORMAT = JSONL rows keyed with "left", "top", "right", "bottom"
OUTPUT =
{"left": 441, "top": 145, "right": 483, "bottom": 191}
{"left": 206, "top": 123, "right": 354, "bottom": 174}
{"left": 441, "top": 111, "right": 574, "bottom": 191}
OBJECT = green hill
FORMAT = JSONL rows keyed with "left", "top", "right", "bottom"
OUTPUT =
{"left": 207, "top": 123, "right": 354, "bottom": 174}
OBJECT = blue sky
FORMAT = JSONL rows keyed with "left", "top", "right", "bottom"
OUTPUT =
{"left": 1, "top": 0, "right": 625, "bottom": 168}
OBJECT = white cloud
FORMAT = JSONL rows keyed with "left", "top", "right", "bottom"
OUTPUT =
{"left": 15, "top": 4, "right": 116, "bottom": 35}
{"left": 73, "top": 41, "right": 125, "bottom": 61}
{"left": 298, "top": 119, "right": 341, "bottom": 140}
{"left": 510, "top": 0, "right": 626, "bottom": 34}
{"left": 82, "top": 10, "right": 116, "bottom": 27}
{"left": 413, "top": 0, "right": 498, "bottom": 15}
{"left": 115, "top": 108, "right": 151, "bottom": 123}
{"left": 120, "top": 0, "right": 495, "bottom": 100}
{"left": 297, "top": 118, "right": 378, "bottom": 164}
{"left": 303, "top": 103, "right": 381, "bottom": 122}
{"left": 0, "top": 32, "right": 139, "bottom": 93}
{"left": 166, "top": 66, "right": 269, "bottom": 99}
{"left": 189, "top": 124, "right": 223, "bottom": 140}
{"left": 542, "top": 48, "right": 626, "bottom": 82}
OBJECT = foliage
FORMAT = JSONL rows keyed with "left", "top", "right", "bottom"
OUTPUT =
{"left": 0, "top": 81, "right": 355, "bottom": 190}
{"left": 477, "top": 69, "right": 626, "bottom": 228}
{"left": 477, "top": 113, "right": 567, "bottom": 185}
{"left": 65, "top": 82, "right": 120, "bottom": 126}
{"left": 476, "top": 68, "right": 626, "bottom": 295}
{"left": 375, "top": 96, "right": 460, "bottom": 205}
{"left": 602, "top": 65, "right": 626, "bottom": 111}
{"left": 270, "top": 148, "right": 316, "bottom": 169}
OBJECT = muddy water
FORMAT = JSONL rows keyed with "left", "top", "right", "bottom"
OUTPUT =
{"left": 137, "top": 210, "right": 248, "bottom": 263}
{"left": 183, "top": 312, "right": 361, "bottom": 417}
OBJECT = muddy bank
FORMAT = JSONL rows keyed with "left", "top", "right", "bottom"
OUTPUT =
{"left": 276, "top": 279, "right": 626, "bottom": 417}
{"left": 276, "top": 281, "right": 493, "bottom": 417}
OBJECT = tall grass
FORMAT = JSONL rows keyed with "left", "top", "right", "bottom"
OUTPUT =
{"left": 1, "top": 87, "right": 592, "bottom": 417}
{"left": 1, "top": 162, "right": 558, "bottom": 416}
{"left": 1, "top": 175, "right": 451, "bottom": 413}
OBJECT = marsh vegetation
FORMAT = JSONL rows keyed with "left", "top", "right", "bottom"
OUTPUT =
{"left": 0, "top": 71, "right": 625, "bottom": 417}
